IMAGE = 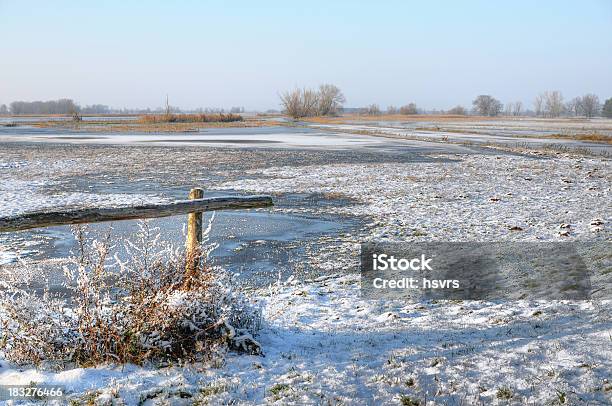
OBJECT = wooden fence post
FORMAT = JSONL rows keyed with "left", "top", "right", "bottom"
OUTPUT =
{"left": 186, "top": 187, "right": 204, "bottom": 275}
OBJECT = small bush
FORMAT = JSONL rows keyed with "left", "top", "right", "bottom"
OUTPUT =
{"left": 0, "top": 219, "right": 261, "bottom": 367}
{"left": 138, "top": 113, "right": 243, "bottom": 124}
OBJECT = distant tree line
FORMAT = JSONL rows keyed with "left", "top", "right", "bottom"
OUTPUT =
{"left": 2, "top": 92, "right": 611, "bottom": 119}
{"left": 532, "top": 92, "right": 604, "bottom": 118}
{"left": 363, "top": 104, "right": 381, "bottom": 115}
{"left": 399, "top": 103, "right": 418, "bottom": 115}
{"left": 193, "top": 106, "right": 245, "bottom": 114}
{"left": 3, "top": 99, "right": 112, "bottom": 115}
{"left": 0, "top": 99, "right": 248, "bottom": 116}
{"left": 354, "top": 95, "right": 610, "bottom": 118}
{"left": 80, "top": 104, "right": 111, "bottom": 114}
{"left": 360, "top": 103, "right": 419, "bottom": 115}
{"left": 470, "top": 92, "right": 608, "bottom": 118}
{"left": 278, "top": 84, "right": 611, "bottom": 119}
{"left": 8, "top": 99, "right": 79, "bottom": 115}
{"left": 447, "top": 105, "right": 467, "bottom": 115}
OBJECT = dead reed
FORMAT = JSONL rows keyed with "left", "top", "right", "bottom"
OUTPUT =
{"left": 138, "top": 113, "right": 243, "bottom": 124}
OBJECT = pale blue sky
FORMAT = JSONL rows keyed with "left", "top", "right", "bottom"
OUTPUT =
{"left": 1, "top": 0, "right": 611, "bottom": 110}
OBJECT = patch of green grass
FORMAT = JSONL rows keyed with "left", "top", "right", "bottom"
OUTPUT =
{"left": 399, "top": 394, "right": 421, "bottom": 406}
{"left": 555, "top": 390, "right": 567, "bottom": 404}
{"left": 496, "top": 386, "right": 513, "bottom": 400}
{"left": 70, "top": 390, "right": 102, "bottom": 406}
{"left": 199, "top": 383, "right": 228, "bottom": 397}
{"left": 269, "top": 383, "right": 291, "bottom": 397}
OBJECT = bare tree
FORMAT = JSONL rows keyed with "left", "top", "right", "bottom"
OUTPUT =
{"left": 603, "top": 98, "right": 612, "bottom": 118}
{"left": 580, "top": 94, "right": 600, "bottom": 118}
{"left": 534, "top": 94, "right": 544, "bottom": 117}
{"left": 399, "top": 103, "right": 418, "bottom": 115}
{"left": 542, "top": 91, "right": 564, "bottom": 117}
{"left": 472, "top": 95, "right": 502, "bottom": 116}
{"left": 317, "top": 84, "right": 345, "bottom": 116}
{"left": 0, "top": 104, "right": 8, "bottom": 115}
{"left": 280, "top": 84, "right": 345, "bottom": 118}
{"left": 447, "top": 105, "right": 467, "bottom": 115}
{"left": 301, "top": 88, "right": 320, "bottom": 117}
{"left": 363, "top": 104, "right": 381, "bottom": 115}
{"left": 566, "top": 97, "right": 582, "bottom": 116}
{"left": 387, "top": 105, "right": 398, "bottom": 114}
{"left": 280, "top": 88, "right": 304, "bottom": 118}
{"left": 512, "top": 101, "right": 523, "bottom": 116}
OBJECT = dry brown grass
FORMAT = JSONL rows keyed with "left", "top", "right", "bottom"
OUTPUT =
{"left": 139, "top": 113, "right": 243, "bottom": 124}
{"left": 302, "top": 114, "right": 506, "bottom": 124}
{"left": 545, "top": 133, "right": 612, "bottom": 144}
{"left": 303, "top": 114, "right": 612, "bottom": 125}
{"left": 30, "top": 117, "right": 283, "bottom": 133}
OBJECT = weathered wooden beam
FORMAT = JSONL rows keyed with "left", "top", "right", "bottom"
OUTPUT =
{"left": 0, "top": 195, "right": 274, "bottom": 233}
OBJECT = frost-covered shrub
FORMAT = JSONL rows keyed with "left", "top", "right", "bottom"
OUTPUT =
{"left": 0, "top": 219, "right": 261, "bottom": 367}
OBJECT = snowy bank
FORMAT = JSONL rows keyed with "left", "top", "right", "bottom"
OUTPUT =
{"left": 1, "top": 274, "right": 610, "bottom": 404}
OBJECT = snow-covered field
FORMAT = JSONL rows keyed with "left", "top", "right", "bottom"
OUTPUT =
{"left": 1, "top": 275, "right": 610, "bottom": 405}
{"left": 0, "top": 178, "right": 166, "bottom": 219}
{"left": 0, "top": 158, "right": 168, "bottom": 265}
{"left": 341, "top": 117, "right": 612, "bottom": 136}
{"left": 218, "top": 151, "right": 610, "bottom": 242}
{"left": 0, "top": 145, "right": 610, "bottom": 404}
{"left": 311, "top": 121, "right": 612, "bottom": 156}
